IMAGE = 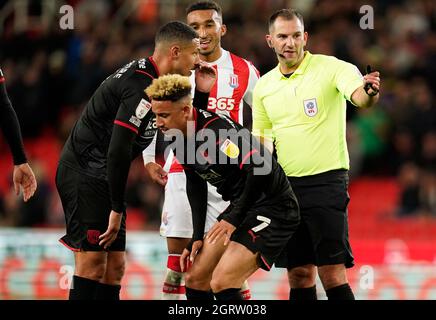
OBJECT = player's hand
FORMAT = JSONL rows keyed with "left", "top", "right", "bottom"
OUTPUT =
{"left": 206, "top": 220, "right": 236, "bottom": 246}
{"left": 13, "top": 163, "right": 37, "bottom": 202}
{"left": 144, "top": 162, "right": 168, "bottom": 186}
{"left": 363, "top": 65, "right": 380, "bottom": 96}
{"left": 180, "top": 240, "right": 203, "bottom": 272}
{"left": 99, "top": 210, "right": 123, "bottom": 250}
{"left": 194, "top": 61, "right": 217, "bottom": 93}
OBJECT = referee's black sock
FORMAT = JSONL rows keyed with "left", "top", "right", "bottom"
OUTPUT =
{"left": 69, "top": 275, "right": 99, "bottom": 300}
{"left": 95, "top": 282, "right": 121, "bottom": 300}
{"left": 185, "top": 287, "right": 214, "bottom": 300}
{"left": 290, "top": 285, "right": 318, "bottom": 300}
{"left": 214, "top": 288, "right": 243, "bottom": 300}
{"left": 326, "top": 283, "right": 355, "bottom": 300}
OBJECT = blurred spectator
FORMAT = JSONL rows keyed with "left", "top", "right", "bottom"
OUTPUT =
{"left": 396, "top": 162, "right": 421, "bottom": 217}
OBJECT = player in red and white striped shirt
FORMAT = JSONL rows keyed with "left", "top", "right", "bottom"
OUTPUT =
{"left": 143, "top": 1, "right": 259, "bottom": 300}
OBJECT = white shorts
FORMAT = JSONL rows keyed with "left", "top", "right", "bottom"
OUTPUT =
{"left": 160, "top": 172, "right": 230, "bottom": 238}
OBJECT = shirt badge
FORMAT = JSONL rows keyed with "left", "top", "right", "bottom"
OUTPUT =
{"left": 229, "top": 74, "right": 239, "bottom": 89}
{"left": 220, "top": 139, "right": 240, "bottom": 159}
{"left": 136, "top": 99, "right": 151, "bottom": 119}
{"left": 303, "top": 98, "right": 318, "bottom": 117}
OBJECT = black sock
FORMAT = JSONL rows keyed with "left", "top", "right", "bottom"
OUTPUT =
{"left": 214, "top": 288, "right": 243, "bottom": 300}
{"left": 94, "top": 283, "right": 121, "bottom": 300}
{"left": 290, "top": 285, "right": 317, "bottom": 300}
{"left": 69, "top": 275, "right": 99, "bottom": 300}
{"left": 185, "top": 287, "right": 214, "bottom": 300}
{"left": 326, "top": 283, "right": 355, "bottom": 300}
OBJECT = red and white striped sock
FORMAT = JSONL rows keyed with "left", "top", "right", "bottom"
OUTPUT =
{"left": 240, "top": 280, "right": 251, "bottom": 300}
{"left": 162, "top": 254, "right": 186, "bottom": 300}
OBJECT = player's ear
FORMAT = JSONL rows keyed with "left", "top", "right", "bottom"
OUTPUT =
{"left": 170, "top": 45, "right": 181, "bottom": 59}
{"left": 182, "top": 105, "right": 191, "bottom": 117}
{"left": 265, "top": 35, "right": 273, "bottom": 48}
{"left": 220, "top": 24, "right": 227, "bottom": 37}
{"left": 303, "top": 31, "right": 308, "bottom": 47}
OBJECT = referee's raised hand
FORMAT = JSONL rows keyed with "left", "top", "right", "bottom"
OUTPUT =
{"left": 363, "top": 65, "right": 380, "bottom": 96}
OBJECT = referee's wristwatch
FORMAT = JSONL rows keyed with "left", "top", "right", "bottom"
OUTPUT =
{"left": 364, "top": 64, "right": 379, "bottom": 96}
{"left": 364, "top": 84, "right": 379, "bottom": 96}
{"left": 364, "top": 83, "right": 378, "bottom": 97}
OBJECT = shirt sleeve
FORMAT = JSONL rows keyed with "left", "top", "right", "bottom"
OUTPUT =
{"left": 334, "top": 60, "right": 364, "bottom": 104}
{"left": 142, "top": 129, "right": 172, "bottom": 168}
{"left": 242, "top": 61, "right": 260, "bottom": 109}
{"left": 107, "top": 122, "right": 136, "bottom": 213}
{"left": 107, "top": 72, "right": 152, "bottom": 213}
{"left": 192, "top": 89, "right": 210, "bottom": 111}
{"left": 0, "top": 70, "right": 27, "bottom": 165}
{"left": 185, "top": 168, "right": 208, "bottom": 245}
{"left": 114, "top": 73, "right": 153, "bottom": 134}
{"left": 142, "top": 131, "right": 157, "bottom": 165}
{"left": 252, "top": 80, "right": 273, "bottom": 140}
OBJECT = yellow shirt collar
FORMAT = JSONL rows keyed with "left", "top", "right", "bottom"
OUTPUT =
{"left": 274, "top": 51, "right": 313, "bottom": 79}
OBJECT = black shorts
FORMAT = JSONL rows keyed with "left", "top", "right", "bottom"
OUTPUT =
{"left": 218, "top": 195, "right": 299, "bottom": 272}
{"left": 275, "top": 169, "right": 354, "bottom": 269}
{"left": 55, "top": 162, "right": 126, "bottom": 252}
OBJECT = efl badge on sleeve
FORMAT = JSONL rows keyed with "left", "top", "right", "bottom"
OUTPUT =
{"left": 136, "top": 99, "right": 151, "bottom": 119}
{"left": 220, "top": 139, "right": 240, "bottom": 159}
{"left": 303, "top": 98, "right": 318, "bottom": 117}
{"left": 229, "top": 74, "right": 239, "bottom": 89}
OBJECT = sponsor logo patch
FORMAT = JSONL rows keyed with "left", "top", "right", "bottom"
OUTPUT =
{"left": 303, "top": 98, "right": 318, "bottom": 117}
{"left": 129, "top": 115, "right": 141, "bottom": 127}
{"left": 220, "top": 139, "right": 240, "bottom": 159}
{"left": 136, "top": 99, "right": 151, "bottom": 119}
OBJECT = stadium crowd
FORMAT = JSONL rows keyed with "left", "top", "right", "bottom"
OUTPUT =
{"left": 0, "top": 0, "right": 435, "bottom": 227}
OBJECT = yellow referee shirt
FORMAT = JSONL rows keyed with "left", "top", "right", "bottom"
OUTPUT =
{"left": 253, "top": 51, "right": 364, "bottom": 177}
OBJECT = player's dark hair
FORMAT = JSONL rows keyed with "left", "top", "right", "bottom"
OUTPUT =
{"left": 186, "top": 1, "right": 222, "bottom": 17}
{"left": 268, "top": 9, "right": 304, "bottom": 30}
{"left": 155, "top": 21, "right": 198, "bottom": 45}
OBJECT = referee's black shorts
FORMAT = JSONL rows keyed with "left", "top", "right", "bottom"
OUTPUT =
{"left": 218, "top": 192, "right": 300, "bottom": 271}
{"left": 55, "top": 162, "right": 126, "bottom": 252}
{"left": 275, "top": 169, "right": 354, "bottom": 269}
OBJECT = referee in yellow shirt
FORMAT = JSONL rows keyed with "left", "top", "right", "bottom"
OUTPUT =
{"left": 253, "top": 9, "right": 380, "bottom": 300}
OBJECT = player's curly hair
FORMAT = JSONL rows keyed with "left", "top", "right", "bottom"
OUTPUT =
{"left": 145, "top": 74, "right": 192, "bottom": 102}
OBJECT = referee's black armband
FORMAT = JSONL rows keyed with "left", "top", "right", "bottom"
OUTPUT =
{"left": 193, "top": 89, "right": 210, "bottom": 111}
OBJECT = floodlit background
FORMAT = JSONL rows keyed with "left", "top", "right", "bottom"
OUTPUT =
{"left": 0, "top": 0, "right": 435, "bottom": 299}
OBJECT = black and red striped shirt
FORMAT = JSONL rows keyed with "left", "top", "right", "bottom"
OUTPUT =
{"left": 59, "top": 58, "right": 160, "bottom": 212}
{"left": 60, "top": 57, "right": 159, "bottom": 179}
{"left": 171, "top": 108, "right": 294, "bottom": 240}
